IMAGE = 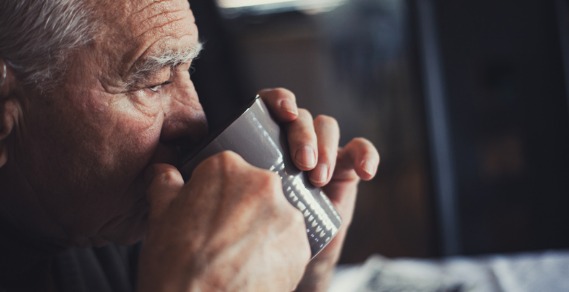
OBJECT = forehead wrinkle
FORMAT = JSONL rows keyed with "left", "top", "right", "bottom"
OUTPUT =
{"left": 122, "top": 16, "right": 197, "bottom": 72}
{"left": 129, "top": 0, "right": 193, "bottom": 39}
{"left": 133, "top": 11, "right": 190, "bottom": 39}
{"left": 133, "top": 0, "right": 174, "bottom": 15}
{"left": 97, "top": 0, "right": 198, "bottom": 87}
{"left": 127, "top": 9, "right": 197, "bottom": 66}
{"left": 133, "top": 0, "right": 190, "bottom": 16}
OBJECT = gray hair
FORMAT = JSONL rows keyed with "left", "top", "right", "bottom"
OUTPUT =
{"left": 127, "top": 43, "right": 204, "bottom": 88}
{"left": 0, "top": 0, "right": 96, "bottom": 91}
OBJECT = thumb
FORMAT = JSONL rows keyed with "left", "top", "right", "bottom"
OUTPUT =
{"left": 145, "top": 163, "right": 184, "bottom": 221}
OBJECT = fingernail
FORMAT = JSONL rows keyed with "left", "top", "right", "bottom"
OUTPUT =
{"left": 296, "top": 145, "right": 316, "bottom": 168}
{"left": 280, "top": 99, "right": 298, "bottom": 116}
{"left": 362, "top": 160, "right": 377, "bottom": 176}
{"left": 313, "top": 164, "right": 329, "bottom": 184}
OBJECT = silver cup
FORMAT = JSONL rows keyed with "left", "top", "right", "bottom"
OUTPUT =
{"left": 179, "top": 95, "right": 342, "bottom": 258}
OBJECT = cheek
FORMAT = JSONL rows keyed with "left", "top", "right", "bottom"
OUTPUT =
{"left": 25, "top": 95, "right": 165, "bottom": 237}
{"left": 112, "top": 121, "right": 162, "bottom": 178}
{"left": 86, "top": 89, "right": 163, "bottom": 153}
{"left": 91, "top": 100, "right": 164, "bottom": 181}
{"left": 21, "top": 90, "right": 164, "bottom": 198}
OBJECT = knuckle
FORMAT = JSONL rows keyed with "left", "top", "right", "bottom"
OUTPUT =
{"left": 255, "top": 170, "right": 283, "bottom": 199}
{"left": 202, "top": 151, "right": 241, "bottom": 171}
{"left": 215, "top": 150, "right": 243, "bottom": 165}
{"left": 349, "top": 137, "right": 380, "bottom": 156}
{"left": 350, "top": 137, "right": 371, "bottom": 148}
{"left": 315, "top": 114, "right": 338, "bottom": 128}
{"left": 158, "top": 167, "right": 181, "bottom": 184}
{"left": 273, "top": 87, "right": 296, "bottom": 101}
{"left": 197, "top": 151, "right": 244, "bottom": 175}
{"left": 258, "top": 169, "right": 280, "bottom": 184}
{"left": 258, "top": 87, "right": 296, "bottom": 102}
{"left": 297, "top": 108, "right": 313, "bottom": 120}
{"left": 351, "top": 137, "right": 368, "bottom": 144}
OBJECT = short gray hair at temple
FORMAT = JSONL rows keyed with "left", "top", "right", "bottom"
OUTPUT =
{"left": 0, "top": 0, "right": 95, "bottom": 91}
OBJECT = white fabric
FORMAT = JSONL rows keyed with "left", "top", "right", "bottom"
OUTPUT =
{"left": 330, "top": 251, "right": 569, "bottom": 292}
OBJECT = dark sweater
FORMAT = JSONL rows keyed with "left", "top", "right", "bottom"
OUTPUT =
{"left": 0, "top": 220, "right": 139, "bottom": 292}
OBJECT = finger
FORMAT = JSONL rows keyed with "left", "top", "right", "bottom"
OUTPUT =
{"left": 257, "top": 88, "right": 298, "bottom": 122}
{"left": 309, "top": 115, "right": 340, "bottom": 186}
{"left": 323, "top": 138, "right": 378, "bottom": 223}
{"left": 144, "top": 163, "right": 184, "bottom": 221}
{"left": 335, "top": 138, "right": 380, "bottom": 182}
{"left": 288, "top": 109, "right": 318, "bottom": 170}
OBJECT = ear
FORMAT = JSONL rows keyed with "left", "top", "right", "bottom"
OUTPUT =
{"left": 0, "top": 60, "right": 20, "bottom": 168}
{"left": 0, "top": 100, "right": 20, "bottom": 167}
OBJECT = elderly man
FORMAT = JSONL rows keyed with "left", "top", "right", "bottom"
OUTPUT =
{"left": 0, "top": 0, "right": 379, "bottom": 291}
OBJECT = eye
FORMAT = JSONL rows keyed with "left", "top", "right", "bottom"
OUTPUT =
{"left": 147, "top": 81, "right": 172, "bottom": 93}
{"left": 148, "top": 84, "right": 162, "bottom": 92}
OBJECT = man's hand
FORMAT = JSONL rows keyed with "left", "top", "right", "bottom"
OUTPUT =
{"left": 138, "top": 152, "right": 310, "bottom": 292}
{"left": 258, "top": 88, "right": 380, "bottom": 292}
{"left": 138, "top": 87, "right": 379, "bottom": 292}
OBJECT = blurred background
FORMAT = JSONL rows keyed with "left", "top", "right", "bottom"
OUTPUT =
{"left": 189, "top": 0, "right": 569, "bottom": 264}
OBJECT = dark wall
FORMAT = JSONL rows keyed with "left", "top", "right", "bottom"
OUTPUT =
{"left": 189, "top": 0, "right": 252, "bottom": 131}
{"left": 425, "top": 0, "right": 569, "bottom": 255}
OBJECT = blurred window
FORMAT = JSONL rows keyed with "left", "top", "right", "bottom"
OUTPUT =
{"left": 216, "top": 0, "right": 348, "bottom": 15}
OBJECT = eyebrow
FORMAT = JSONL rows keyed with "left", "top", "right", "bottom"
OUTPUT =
{"left": 126, "top": 42, "right": 203, "bottom": 87}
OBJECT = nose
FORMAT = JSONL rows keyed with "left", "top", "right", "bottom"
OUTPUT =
{"left": 160, "top": 82, "right": 209, "bottom": 149}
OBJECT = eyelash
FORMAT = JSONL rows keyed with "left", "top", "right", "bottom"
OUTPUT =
{"left": 147, "top": 81, "right": 172, "bottom": 93}
{"left": 143, "top": 65, "right": 193, "bottom": 93}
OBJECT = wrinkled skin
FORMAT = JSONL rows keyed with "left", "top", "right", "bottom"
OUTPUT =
{"left": 0, "top": 0, "right": 379, "bottom": 291}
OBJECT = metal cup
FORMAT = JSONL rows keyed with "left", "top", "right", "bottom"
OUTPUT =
{"left": 178, "top": 95, "right": 342, "bottom": 258}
